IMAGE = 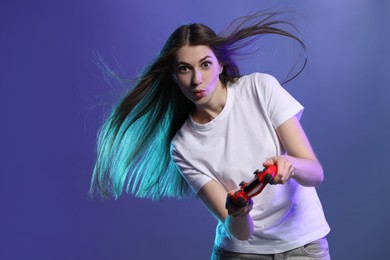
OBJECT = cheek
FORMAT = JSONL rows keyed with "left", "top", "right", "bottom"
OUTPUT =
{"left": 176, "top": 74, "right": 191, "bottom": 86}
{"left": 209, "top": 67, "right": 221, "bottom": 82}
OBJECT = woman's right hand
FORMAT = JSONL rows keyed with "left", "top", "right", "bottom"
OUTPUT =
{"left": 226, "top": 191, "right": 253, "bottom": 217}
{"left": 197, "top": 180, "right": 254, "bottom": 240}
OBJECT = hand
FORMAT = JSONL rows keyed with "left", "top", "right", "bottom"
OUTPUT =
{"left": 225, "top": 191, "right": 253, "bottom": 217}
{"left": 263, "top": 156, "right": 295, "bottom": 185}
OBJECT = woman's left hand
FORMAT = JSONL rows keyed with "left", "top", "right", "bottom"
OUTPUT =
{"left": 263, "top": 156, "right": 295, "bottom": 185}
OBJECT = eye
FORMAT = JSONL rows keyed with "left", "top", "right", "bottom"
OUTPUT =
{"left": 178, "top": 66, "right": 190, "bottom": 73}
{"left": 202, "top": 61, "right": 212, "bottom": 68}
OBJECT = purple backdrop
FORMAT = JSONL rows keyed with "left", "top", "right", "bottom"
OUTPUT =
{"left": 1, "top": 0, "right": 389, "bottom": 259}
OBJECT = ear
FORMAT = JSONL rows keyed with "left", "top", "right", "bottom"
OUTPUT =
{"left": 219, "top": 63, "right": 224, "bottom": 74}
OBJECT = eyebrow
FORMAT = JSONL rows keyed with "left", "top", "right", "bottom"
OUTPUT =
{"left": 176, "top": 55, "right": 212, "bottom": 65}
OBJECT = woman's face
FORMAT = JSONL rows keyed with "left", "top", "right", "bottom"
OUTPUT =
{"left": 174, "top": 45, "right": 224, "bottom": 108}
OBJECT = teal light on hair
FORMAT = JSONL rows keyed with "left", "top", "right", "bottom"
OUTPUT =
{"left": 90, "top": 11, "right": 307, "bottom": 201}
{"left": 90, "top": 77, "right": 194, "bottom": 200}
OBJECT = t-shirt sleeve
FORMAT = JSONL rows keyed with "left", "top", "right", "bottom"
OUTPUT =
{"left": 255, "top": 73, "right": 304, "bottom": 127}
{"left": 170, "top": 144, "right": 212, "bottom": 194}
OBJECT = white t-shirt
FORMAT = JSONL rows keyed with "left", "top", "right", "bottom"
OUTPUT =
{"left": 171, "top": 73, "right": 330, "bottom": 254}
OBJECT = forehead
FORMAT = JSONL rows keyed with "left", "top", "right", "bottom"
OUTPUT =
{"left": 175, "top": 45, "right": 217, "bottom": 63}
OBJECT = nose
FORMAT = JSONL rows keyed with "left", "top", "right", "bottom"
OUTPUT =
{"left": 192, "top": 69, "right": 203, "bottom": 86}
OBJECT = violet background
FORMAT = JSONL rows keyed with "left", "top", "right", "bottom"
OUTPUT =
{"left": 1, "top": 0, "right": 389, "bottom": 259}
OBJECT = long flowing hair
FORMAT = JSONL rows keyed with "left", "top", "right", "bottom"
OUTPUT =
{"left": 90, "top": 11, "right": 307, "bottom": 200}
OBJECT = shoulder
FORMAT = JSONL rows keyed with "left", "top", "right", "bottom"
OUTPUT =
{"left": 171, "top": 119, "right": 194, "bottom": 160}
{"left": 236, "top": 72, "right": 278, "bottom": 83}
{"left": 234, "top": 73, "right": 280, "bottom": 89}
{"left": 232, "top": 73, "right": 281, "bottom": 98}
{"left": 171, "top": 122, "right": 188, "bottom": 150}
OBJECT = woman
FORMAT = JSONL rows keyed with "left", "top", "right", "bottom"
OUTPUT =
{"left": 91, "top": 12, "right": 331, "bottom": 259}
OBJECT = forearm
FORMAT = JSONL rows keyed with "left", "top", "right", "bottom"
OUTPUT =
{"left": 197, "top": 180, "right": 255, "bottom": 241}
{"left": 224, "top": 214, "right": 254, "bottom": 240}
{"left": 281, "top": 155, "right": 324, "bottom": 187}
{"left": 274, "top": 116, "right": 324, "bottom": 187}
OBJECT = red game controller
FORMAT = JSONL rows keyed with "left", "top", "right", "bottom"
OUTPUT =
{"left": 230, "top": 165, "right": 277, "bottom": 207}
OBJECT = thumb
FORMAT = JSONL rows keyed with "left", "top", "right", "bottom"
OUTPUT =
{"left": 262, "top": 158, "right": 275, "bottom": 167}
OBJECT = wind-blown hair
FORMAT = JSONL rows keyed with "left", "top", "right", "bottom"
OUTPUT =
{"left": 90, "top": 11, "right": 307, "bottom": 200}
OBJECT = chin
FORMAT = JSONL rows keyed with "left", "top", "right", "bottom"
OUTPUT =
{"left": 194, "top": 97, "right": 209, "bottom": 106}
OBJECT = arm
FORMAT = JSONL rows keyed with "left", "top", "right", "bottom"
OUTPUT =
{"left": 263, "top": 116, "right": 324, "bottom": 187}
{"left": 197, "top": 180, "right": 254, "bottom": 240}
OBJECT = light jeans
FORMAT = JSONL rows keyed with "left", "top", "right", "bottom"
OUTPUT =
{"left": 211, "top": 237, "right": 330, "bottom": 260}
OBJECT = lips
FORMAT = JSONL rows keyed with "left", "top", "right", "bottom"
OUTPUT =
{"left": 194, "top": 89, "right": 206, "bottom": 98}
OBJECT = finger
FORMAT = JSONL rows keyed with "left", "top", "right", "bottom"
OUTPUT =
{"left": 262, "top": 158, "right": 275, "bottom": 167}
{"left": 284, "top": 160, "right": 295, "bottom": 182}
{"left": 278, "top": 159, "right": 294, "bottom": 184}
{"left": 236, "top": 197, "right": 247, "bottom": 207}
{"left": 226, "top": 196, "right": 247, "bottom": 216}
{"left": 230, "top": 201, "right": 253, "bottom": 217}
{"left": 242, "top": 199, "right": 254, "bottom": 215}
{"left": 273, "top": 160, "right": 284, "bottom": 184}
{"left": 279, "top": 160, "right": 286, "bottom": 184}
{"left": 226, "top": 194, "right": 239, "bottom": 210}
